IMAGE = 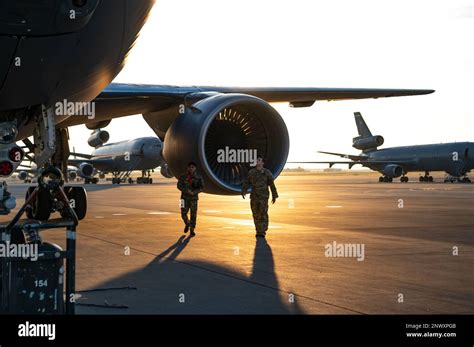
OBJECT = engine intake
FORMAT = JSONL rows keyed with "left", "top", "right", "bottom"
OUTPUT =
{"left": 163, "top": 94, "right": 290, "bottom": 194}
{"left": 68, "top": 170, "right": 78, "bottom": 181}
{"left": 78, "top": 163, "right": 94, "bottom": 178}
{"left": 88, "top": 130, "right": 109, "bottom": 148}
{"left": 18, "top": 171, "right": 28, "bottom": 181}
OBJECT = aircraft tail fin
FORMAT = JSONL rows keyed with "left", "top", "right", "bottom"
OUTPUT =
{"left": 354, "top": 112, "right": 372, "bottom": 138}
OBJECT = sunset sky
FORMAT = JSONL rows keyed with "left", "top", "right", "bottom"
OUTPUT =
{"left": 68, "top": 0, "right": 474, "bottom": 166}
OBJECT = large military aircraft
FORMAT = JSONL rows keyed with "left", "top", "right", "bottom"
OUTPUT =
{"left": 69, "top": 130, "right": 171, "bottom": 184}
{"left": 308, "top": 113, "right": 473, "bottom": 183}
{"left": 0, "top": 0, "right": 434, "bottom": 218}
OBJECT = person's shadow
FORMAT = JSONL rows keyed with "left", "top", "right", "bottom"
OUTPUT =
{"left": 155, "top": 235, "right": 191, "bottom": 261}
{"left": 249, "top": 237, "right": 304, "bottom": 314}
{"left": 77, "top": 235, "right": 304, "bottom": 314}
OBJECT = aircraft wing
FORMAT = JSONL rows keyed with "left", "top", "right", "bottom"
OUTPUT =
{"left": 70, "top": 152, "right": 94, "bottom": 160}
{"left": 288, "top": 161, "right": 366, "bottom": 169}
{"left": 317, "top": 151, "right": 367, "bottom": 161}
{"left": 68, "top": 158, "right": 116, "bottom": 172}
{"left": 98, "top": 84, "right": 435, "bottom": 103}
{"left": 289, "top": 160, "right": 416, "bottom": 169}
{"left": 57, "top": 84, "right": 435, "bottom": 128}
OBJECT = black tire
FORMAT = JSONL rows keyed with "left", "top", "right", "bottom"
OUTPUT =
{"left": 419, "top": 176, "right": 424, "bottom": 182}
{"left": 149, "top": 178, "right": 153, "bottom": 184}
{"left": 62, "top": 186, "right": 87, "bottom": 220}
{"left": 429, "top": 176, "right": 434, "bottom": 182}
{"left": 29, "top": 188, "right": 52, "bottom": 221}
{"left": 25, "top": 187, "right": 36, "bottom": 219}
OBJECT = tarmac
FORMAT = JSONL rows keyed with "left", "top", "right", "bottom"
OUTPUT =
{"left": 3, "top": 172, "right": 473, "bottom": 314}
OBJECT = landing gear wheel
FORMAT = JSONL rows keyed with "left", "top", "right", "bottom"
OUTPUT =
{"left": 128, "top": 177, "right": 133, "bottom": 184}
{"left": 25, "top": 188, "right": 52, "bottom": 221}
{"left": 25, "top": 187, "right": 35, "bottom": 219}
{"left": 62, "top": 186, "right": 87, "bottom": 220}
{"left": 379, "top": 177, "right": 384, "bottom": 183}
{"left": 149, "top": 178, "right": 153, "bottom": 184}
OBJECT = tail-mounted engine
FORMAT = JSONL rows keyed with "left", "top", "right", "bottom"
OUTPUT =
{"left": 352, "top": 135, "right": 384, "bottom": 151}
{"left": 88, "top": 130, "right": 109, "bottom": 148}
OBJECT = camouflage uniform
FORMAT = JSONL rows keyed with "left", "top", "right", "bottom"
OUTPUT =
{"left": 177, "top": 172, "right": 204, "bottom": 229}
{"left": 241, "top": 168, "right": 278, "bottom": 236}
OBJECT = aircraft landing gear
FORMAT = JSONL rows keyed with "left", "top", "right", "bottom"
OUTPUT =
{"left": 419, "top": 172, "right": 434, "bottom": 182}
{"left": 400, "top": 176, "right": 409, "bottom": 183}
{"left": 1, "top": 166, "right": 81, "bottom": 315}
{"left": 445, "top": 175, "right": 472, "bottom": 183}
{"left": 379, "top": 176, "right": 393, "bottom": 183}
{"left": 137, "top": 170, "right": 153, "bottom": 184}
{"left": 24, "top": 167, "right": 87, "bottom": 222}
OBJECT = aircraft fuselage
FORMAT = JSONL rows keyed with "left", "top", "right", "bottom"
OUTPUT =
{"left": 0, "top": 0, "right": 155, "bottom": 139}
{"left": 366, "top": 142, "right": 474, "bottom": 176}
{"left": 90, "top": 137, "right": 163, "bottom": 173}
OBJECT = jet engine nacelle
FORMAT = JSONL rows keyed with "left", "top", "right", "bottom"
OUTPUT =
{"left": 163, "top": 93, "right": 290, "bottom": 194}
{"left": 78, "top": 163, "right": 94, "bottom": 178}
{"left": 382, "top": 164, "right": 403, "bottom": 178}
{"left": 68, "top": 170, "right": 78, "bottom": 181}
{"left": 18, "top": 171, "right": 28, "bottom": 181}
{"left": 88, "top": 130, "right": 110, "bottom": 148}
{"left": 352, "top": 135, "right": 384, "bottom": 151}
{"left": 160, "top": 164, "right": 173, "bottom": 179}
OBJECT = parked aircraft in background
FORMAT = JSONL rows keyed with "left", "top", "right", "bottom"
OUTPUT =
{"left": 297, "top": 113, "right": 473, "bottom": 183}
{"left": 69, "top": 130, "right": 172, "bottom": 184}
